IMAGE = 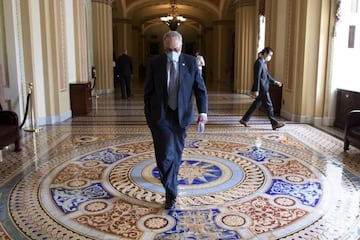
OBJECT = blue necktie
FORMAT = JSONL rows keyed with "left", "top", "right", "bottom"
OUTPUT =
{"left": 168, "top": 61, "right": 178, "bottom": 110}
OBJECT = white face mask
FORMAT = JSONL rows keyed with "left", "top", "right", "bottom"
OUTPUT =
{"left": 166, "top": 51, "right": 180, "bottom": 62}
{"left": 265, "top": 55, "right": 272, "bottom": 62}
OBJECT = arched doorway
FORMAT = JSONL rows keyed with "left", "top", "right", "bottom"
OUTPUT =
{"left": 112, "top": 0, "right": 237, "bottom": 91}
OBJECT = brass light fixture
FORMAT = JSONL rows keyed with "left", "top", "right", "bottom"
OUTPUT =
{"left": 160, "top": 0, "right": 186, "bottom": 30}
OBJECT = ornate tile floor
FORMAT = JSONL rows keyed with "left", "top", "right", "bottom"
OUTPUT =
{"left": 0, "top": 92, "right": 359, "bottom": 239}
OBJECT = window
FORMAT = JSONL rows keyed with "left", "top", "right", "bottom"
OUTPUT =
{"left": 331, "top": 0, "right": 360, "bottom": 91}
{"left": 351, "top": 0, "right": 359, "bottom": 13}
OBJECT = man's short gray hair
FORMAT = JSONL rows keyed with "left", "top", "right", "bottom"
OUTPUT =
{"left": 163, "top": 31, "right": 183, "bottom": 44}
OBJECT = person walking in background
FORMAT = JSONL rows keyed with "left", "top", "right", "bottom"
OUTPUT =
{"left": 113, "top": 52, "right": 117, "bottom": 85}
{"left": 116, "top": 49, "right": 133, "bottom": 99}
{"left": 144, "top": 31, "right": 208, "bottom": 209}
{"left": 195, "top": 51, "right": 205, "bottom": 75}
{"left": 239, "top": 47, "right": 285, "bottom": 130}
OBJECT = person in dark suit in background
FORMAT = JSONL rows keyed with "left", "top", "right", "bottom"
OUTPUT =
{"left": 239, "top": 47, "right": 285, "bottom": 130}
{"left": 195, "top": 51, "right": 205, "bottom": 75}
{"left": 116, "top": 49, "right": 133, "bottom": 99}
{"left": 144, "top": 31, "right": 208, "bottom": 209}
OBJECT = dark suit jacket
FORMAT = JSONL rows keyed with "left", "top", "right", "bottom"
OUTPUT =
{"left": 116, "top": 54, "right": 133, "bottom": 77}
{"left": 144, "top": 53, "right": 208, "bottom": 128}
{"left": 252, "top": 57, "right": 276, "bottom": 93}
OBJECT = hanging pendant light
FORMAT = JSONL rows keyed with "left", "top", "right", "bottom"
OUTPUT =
{"left": 160, "top": 0, "right": 186, "bottom": 30}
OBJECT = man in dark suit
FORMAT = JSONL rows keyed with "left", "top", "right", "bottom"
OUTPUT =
{"left": 144, "top": 31, "right": 208, "bottom": 209}
{"left": 239, "top": 47, "right": 285, "bottom": 130}
{"left": 116, "top": 49, "right": 133, "bottom": 99}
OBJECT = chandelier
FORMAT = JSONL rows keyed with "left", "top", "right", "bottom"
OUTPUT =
{"left": 160, "top": 0, "right": 186, "bottom": 30}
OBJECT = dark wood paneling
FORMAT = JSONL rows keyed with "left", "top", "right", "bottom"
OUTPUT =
{"left": 270, "top": 85, "right": 282, "bottom": 114}
{"left": 70, "top": 83, "right": 92, "bottom": 116}
{"left": 261, "top": 85, "right": 282, "bottom": 115}
{"left": 334, "top": 89, "right": 360, "bottom": 129}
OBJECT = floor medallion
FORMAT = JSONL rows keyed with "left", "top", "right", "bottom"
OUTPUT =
{"left": 7, "top": 132, "right": 360, "bottom": 239}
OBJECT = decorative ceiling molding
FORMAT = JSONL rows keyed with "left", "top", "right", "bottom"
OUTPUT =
{"left": 213, "top": 20, "right": 235, "bottom": 26}
{"left": 113, "top": 18, "right": 132, "bottom": 24}
{"left": 233, "top": 0, "right": 256, "bottom": 8}
{"left": 111, "top": 0, "right": 237, "bottom": 31}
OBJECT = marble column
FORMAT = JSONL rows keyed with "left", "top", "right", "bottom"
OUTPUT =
{"left": 203, "top": 27, "right": 214, "bottom": 83}
{"left": 73, "top": 0, "right": 89, "bottom": 83}
{"left": 265, "top": 0, "right": 331, "bottom": 124}
{"left": 212, "top": 20, "right": 235, "bottom": 90}
{"left": 0, "top": 0, "right": 22, "bottom": 113}
{"left": 233, "top": 1, "right": 257, "bottom": 93}
{"left": 112, "top": 18, "right": 132, "bottom": 57}
{"left": 131, "top": 25, "right": 141, "bottom": 82}
{"left": 92, "top": 0, "right": 113, "bottom": 94}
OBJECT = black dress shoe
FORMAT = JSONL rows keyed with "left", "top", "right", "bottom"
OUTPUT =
{"left": 272, "top": 123, "right": 285, "bottom": 130}
{"left": 239, "top": 119, "right": 249, "bottom": 127}
{"left": 164, "top": 199, "right": 176, "bottom": 209}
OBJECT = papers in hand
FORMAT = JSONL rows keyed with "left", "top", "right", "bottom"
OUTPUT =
{"left": 198, "top": 122, "right": 205, "bottom": 133}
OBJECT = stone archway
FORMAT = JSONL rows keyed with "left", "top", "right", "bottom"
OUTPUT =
{"left": 111, "top": 0, "right": 237, "bottom": 90}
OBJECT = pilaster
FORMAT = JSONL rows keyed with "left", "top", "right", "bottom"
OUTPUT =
{"left": 212, "top": 20, "right": 234, "bottom": 90}
{"left": 233, "top": 1, "right": 257, "bottom": 93}
{"left": 131, "top": 25, "right": 141, "bottom": 82}
{"left": 203, "top": 27, "right": 214, "bottom": 83}
{"left": 113, "top": 18, "right": 132, "bottom": 57}
{"left": 73, "top": 0, "right": 89, "bottom": 84}
{"left": 19, "top": 0, "right": 47, "bottom": 124}
{"left": 0, "top": 0, "right": 23, "bottom": 114}
{"left": 92, "top": 0, "right": 113, "bottom": 94}
{"left": 266, "top": 0, "right": 331, "bottom": 124}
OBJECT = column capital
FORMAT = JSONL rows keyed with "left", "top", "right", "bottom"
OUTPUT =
{"left": 233, "top": 0, "right": 256, "bottom": 8}
{"left": 132, "top": 25, "right": 141, "bottom": 31}
{"left": 204, "top": 27, "right": 214, "bottom": 32}
{"left": 113, "top": 18, "right": 132, "bottom": 24}
{"left": 92, "top": 0, "right": 113, "bottom": 6}
{"left": 212, "top": 20, "right": 234, "bottom": 26}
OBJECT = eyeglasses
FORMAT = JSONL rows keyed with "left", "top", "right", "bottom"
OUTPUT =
{"left": 165, "top": 47, "right": 181, "bottom": 53}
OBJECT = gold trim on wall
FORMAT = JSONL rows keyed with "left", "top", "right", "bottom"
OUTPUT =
{"left": 284, "top": 1, "right": 295, "bottom": 91}
{"left": 0, "top": 0, "right": 9, "bottom": 87}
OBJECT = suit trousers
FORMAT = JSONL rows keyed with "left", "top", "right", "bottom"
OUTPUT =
{"left": 148, "top": 107, "right": 187, "bottom": 201}
{"left": 242, "top": 91, "right": 278, "bottom": 126}
{"left": 119, "top": 74, "right": 131, "bottom": 98}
